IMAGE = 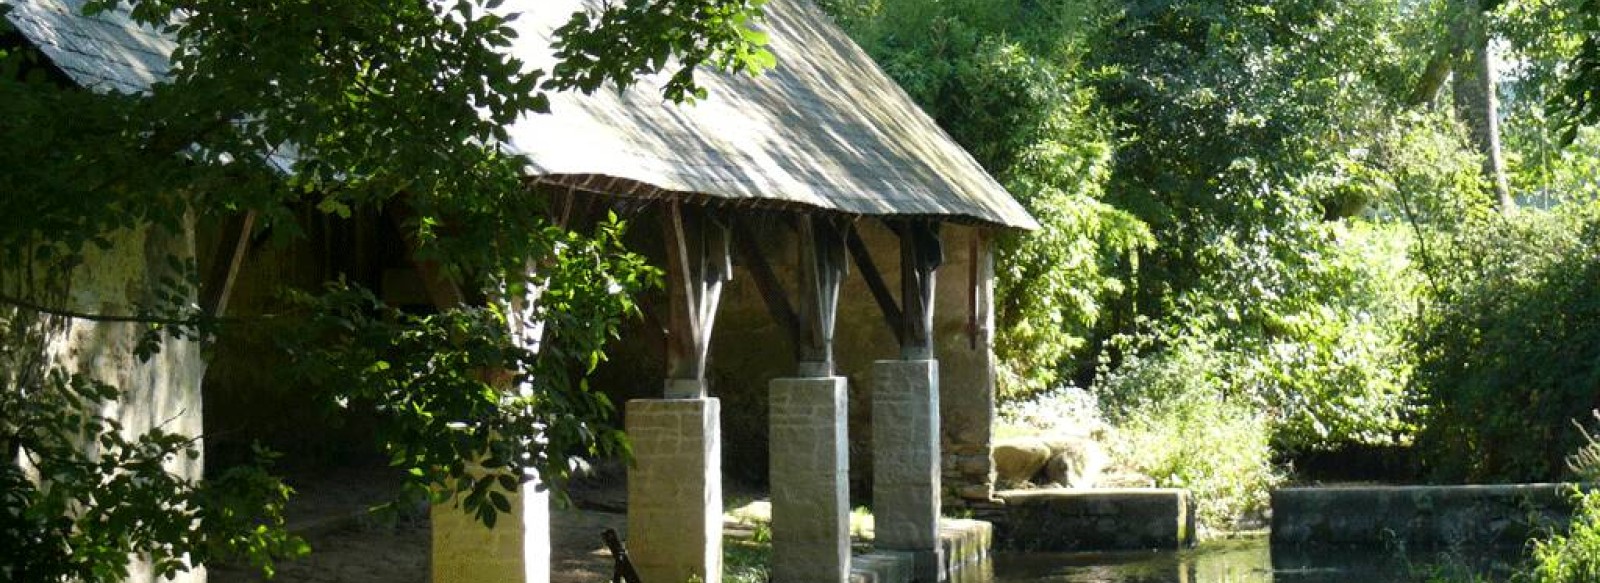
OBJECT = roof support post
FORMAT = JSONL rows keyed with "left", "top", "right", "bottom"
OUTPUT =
{"left": 895, "top": 220, "right": 942, "bottom": 360}
{"left": 661, "top": 200, "right": 731, "bottom": 398}
{"left": 796, "top": 216, "right": 848, "bottom": 378}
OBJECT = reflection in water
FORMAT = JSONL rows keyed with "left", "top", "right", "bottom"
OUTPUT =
{"left": 988, "top": 537, "right": 1524, "bottom": 582}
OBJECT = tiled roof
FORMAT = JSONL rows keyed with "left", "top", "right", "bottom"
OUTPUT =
{"left": 6, "top": 0, "right": 1039, "bottom": 229}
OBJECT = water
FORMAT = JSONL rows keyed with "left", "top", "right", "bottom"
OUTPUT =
{"left": 986, "top": 537, "right": 1526, "bottom": 582}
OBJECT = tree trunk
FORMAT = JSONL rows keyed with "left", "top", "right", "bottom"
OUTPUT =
{"left": 1451, "top": 0, "right": 1516, "bottom": 212}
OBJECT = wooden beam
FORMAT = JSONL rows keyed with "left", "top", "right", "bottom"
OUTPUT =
{"left": 796, "top": 216, "right": 847, "bottom": 377}
{"left": 896, "top": 220, "right": 942, "bottom": 359}
{"left": 661, "top": 200, "right": 700, "bottom": 382}
{"left": 694, "top": 213, "right": 732, "bottom": 381}
{"left": 389, "top": 211, "right": 466, "bottom": 309}
{"left": 659, "top": 201, "right": 732, "bottom": 393}
{"left": 200, "top": 210, "right": 256, "bottom": 317}
{"left": 733, "top": 220, "right": 802, "bottom": 355}
{"left": 846, "top": 225, "right": 904, "bottom": 346}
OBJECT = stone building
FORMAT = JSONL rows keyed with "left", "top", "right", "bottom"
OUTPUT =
{"left": 6, "top": 1, "right": 1038, "bottom": 582}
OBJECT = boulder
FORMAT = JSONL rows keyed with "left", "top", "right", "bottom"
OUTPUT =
{"left": 993, "top": 438, "right": 1052, "bottom": 485}
{"left": 1041, "top": 436, "right": 1107, "bottom": 488}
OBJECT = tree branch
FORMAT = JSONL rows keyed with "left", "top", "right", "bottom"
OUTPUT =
{"left": 0, "top": 292, "right": 202, "bottom": 326}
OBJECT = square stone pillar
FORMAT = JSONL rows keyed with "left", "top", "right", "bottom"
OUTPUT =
{"left": 627, "top": 397, "right": 723, "bottom": 583}
{"left": 431, "top": 474, "right": 550, "bottom": 583}
{"left": 769, "top": 376, "right": 850, "bottom": 583}
{"left": 872, "top": 359, "right": 942, "bottom": 581}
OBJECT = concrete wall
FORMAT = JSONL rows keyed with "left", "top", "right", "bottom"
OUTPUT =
{"left": 592, "top": 215, "right": 1000, "bottom": 506}
{"left": 1272, "top": 484, "right": 1579, "bottom": 549}
{"left": 989, "top": 489, "right": 1196, "bottom": 551}
{"left": 4, "top": 223, "right": 208, "bottom": 583}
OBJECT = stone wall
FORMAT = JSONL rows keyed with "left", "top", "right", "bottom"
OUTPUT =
{"left": 989, "top": 489, "right": 1196, "bottom": 551}
{"left": 590, "top": 215, "right": 1000, "bottom": 506}
{"left": 1272, "top": 484, "right": 1579, "bottom": 549}
{"left": 5, "top": 224, "right": 208, "bottom": 583}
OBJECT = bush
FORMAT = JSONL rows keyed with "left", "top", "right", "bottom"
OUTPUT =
{"left": 1413, "top": 204, "right": 1600, "bottom": 482}
{"left": 1098, "top": 339, "right": 1284, "bottom": 531}
{"left": 1524, "top": 489, "right": 1600, "bottom": 583}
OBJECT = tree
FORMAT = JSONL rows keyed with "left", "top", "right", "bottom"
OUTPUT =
{"left": 1555, "top": 0, "right": 1600, "bottom": 140}
{"left": 0, "top": 0, "right": 770, "bottom": 579}
{"left": 825, "top": 0, "right": 1152, "bottom": 400}
{"left": 1450, "top": 0, "right": 1517, "bottom": 210}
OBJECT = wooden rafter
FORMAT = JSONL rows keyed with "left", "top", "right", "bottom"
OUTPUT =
{"left": 733, "top": 220, "right": 801, "bottom": 354}
{"left": 846, "top": 225, "right": 904, "bottom": 346}
{"left": 199, "top": 210, "right": 257, "bottom": 317}
{"left": 389, "top": 210, "right": 466, "bottom": 309}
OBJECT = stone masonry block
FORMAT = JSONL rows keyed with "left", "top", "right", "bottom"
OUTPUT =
{"left": 770, "top": 377, "right": 850, "bottom": 583}
{"left": 872, "top": 359, "right": 942, "bottom": 582}
{"left": 432, "top": 475, "right": 550, "bottom": 583}
{"left": 627, "top": 398, "right": 723, "bottom": 583}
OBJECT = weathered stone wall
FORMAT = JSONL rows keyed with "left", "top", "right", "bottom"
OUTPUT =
{"left": 591, "top": 216, "right": 999, "bottom": 505}
{"left": 990, "top": 489, "right": 1196, "bottom": 551}
{"left": 1272, "top": 484, "right": 1578, "bottom": 549}
{"left": 5, "top": 224, "right": 208, "bottom": 583}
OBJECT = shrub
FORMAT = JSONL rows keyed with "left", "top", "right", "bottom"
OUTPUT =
{"left": 1413, "top": 204, "right": 1600, "bottom": 482}
{"left": 1525, "top": 489, "right": 1600, "bottom": 583}
{"left": 1099, "top": 339, "right": 1284, "bottom": 531}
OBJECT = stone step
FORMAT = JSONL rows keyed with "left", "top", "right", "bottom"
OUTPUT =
{"left": 938, "top": 518, "right": 992, "bottom": 576}
{"left": 849, "top": 551, "right": 913, "bottom": 583}
{"left": 988, "top": 488, "right": 1195, "bottom": 551}
{"left": 850, "top": 518, "right": 993, "bottom": 583}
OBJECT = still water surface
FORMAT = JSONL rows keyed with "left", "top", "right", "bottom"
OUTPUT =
{"left": 982, "top": 537, "right": 1525, "bottom": 582}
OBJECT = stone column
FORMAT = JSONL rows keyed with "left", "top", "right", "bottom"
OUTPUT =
{"left": 769, "top": 377, "right": 850, "bottom": 583}
{"left": 872, "top": 359, "right": 942, "bottom": 581}
{"left": 432, "top": 475, "right": 550, "bottom": 583}
{"left": 627, "top": 397, "right": 723, "bottom": 583}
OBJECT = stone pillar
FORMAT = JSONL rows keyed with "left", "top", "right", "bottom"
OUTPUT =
{"left": 872, "top": 359, "right": 942, "bottom": 581}
{"left": 769, "top": 377, "right": 850, "bottom": 583}
{"left": 627, "top": 397, "right": 723, "bottom": 583}
{"left": 431, "top": 476, "right": 550, "bottom": 583}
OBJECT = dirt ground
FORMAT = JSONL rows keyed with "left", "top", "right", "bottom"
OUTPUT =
{"left": 208, "top": 467, "right": 629, "bottom": 583}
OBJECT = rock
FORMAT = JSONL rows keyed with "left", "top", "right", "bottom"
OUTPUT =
{"left": 993, "top": 438, "right": 1052, "bottom": 484}
{"left": 1042, "top": 435, "right": 1107, "bottom": 488}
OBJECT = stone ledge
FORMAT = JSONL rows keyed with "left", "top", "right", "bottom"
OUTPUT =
{"left": 1272, "top": 483, "right": 1582, "bottom": 549}
{"left": 849, "top": 551, "right": 913, "bottom": 583}
{"left": 851, "top": 518, "right": 993, "bottom": 583}
{"left": 938, "top": 518, "right": 991, "bottom": 577}
{"left": 989, "top": 488, "right": 1194, "bottom": 551}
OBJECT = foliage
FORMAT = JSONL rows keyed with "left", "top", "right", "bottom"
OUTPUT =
{"left": 0, "top": 309, "right": 304, "bottom": 581}
{"left": 1098, "top": 337, "right": 1284, "bottom": 531}
{"left": 1524, "top": 489, "right": 1600, "bottom": 582}
{"left": 274, "top": 215, "right": 655, "bottom": 518}
{"left": 1550, "top": 0, "right": 1600, "bottom": 143}
{"left": 1246, "top": 223, "right": 1422, "bottom": 450}
{"left": 723, "top": 533, "right": 772, "bottom": 583}
{"left": 1412, "top": 204, "right": 1600, "bottom": 482}
{"left": 827, "top": 0, "right": 1152, "bottom": 400}
{"left": 1564, "top": 411, "right": 1600, "bottom": 482}
{"left": 0, "top": 0, "right": 768, "bottom": 578}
